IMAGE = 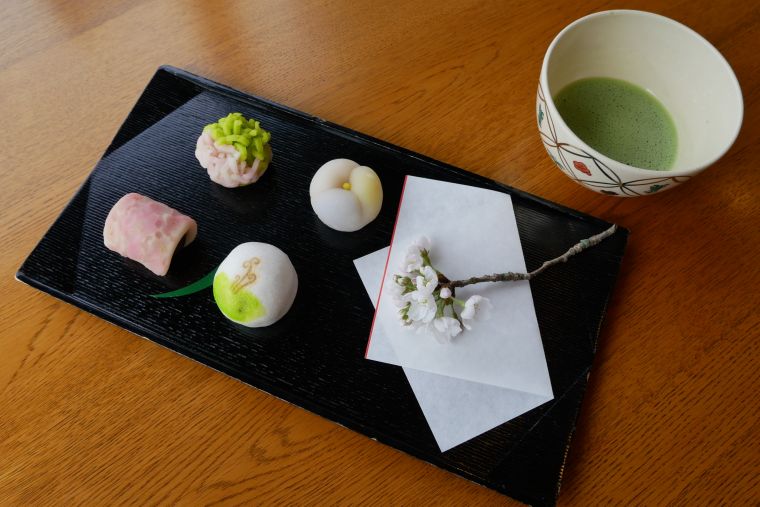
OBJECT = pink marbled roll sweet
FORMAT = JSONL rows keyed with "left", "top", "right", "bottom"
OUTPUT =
{"left": 103, "top": 193, "right": 197, "bottom": 276}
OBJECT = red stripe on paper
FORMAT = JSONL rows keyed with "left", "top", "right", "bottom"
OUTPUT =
{"left": 365, "top": 175, "right": 409, "bottom": 359}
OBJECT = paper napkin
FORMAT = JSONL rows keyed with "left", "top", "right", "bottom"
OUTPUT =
{"left": 353, "top": 176, "right": 554, "bottom": 451}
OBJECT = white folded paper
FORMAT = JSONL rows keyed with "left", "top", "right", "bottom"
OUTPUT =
{"left": 354, "top": 176, "right": 554, "bottom": 451}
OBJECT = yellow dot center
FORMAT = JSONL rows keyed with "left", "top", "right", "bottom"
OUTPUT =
{"left": 342, "top": 182, "right": 351, "bottom": 190}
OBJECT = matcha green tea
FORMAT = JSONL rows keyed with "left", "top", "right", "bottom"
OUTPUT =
{"left": 554, "top": 77, "right": 677, "bottom": 170}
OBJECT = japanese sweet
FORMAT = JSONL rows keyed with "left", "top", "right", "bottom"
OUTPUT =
{"left": 195, "top": 112, "right": 272, "bottom": 188}
{"left": 309, "top": 159, "right": 383, "bottom": 232}
{"left": 103, "top": 193, "right": 197, "bottom": 276}
{"left": 213, "top": 242, "right": 298, "bottom": 327}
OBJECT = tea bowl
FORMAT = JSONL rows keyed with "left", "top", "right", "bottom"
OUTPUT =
{"left": 537, "top": 10, "right": 743, "bottom": 196}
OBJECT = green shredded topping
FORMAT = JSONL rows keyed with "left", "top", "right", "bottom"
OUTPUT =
{"left": 203, "top": 112, "right": 272, "bottom": 165}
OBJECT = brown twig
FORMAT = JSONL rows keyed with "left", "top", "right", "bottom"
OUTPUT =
{"left": 441, "top": 224, "right": 617, "bottom": 290}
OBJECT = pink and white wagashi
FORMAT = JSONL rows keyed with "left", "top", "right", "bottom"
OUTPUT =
{"left": 195, "top": 113, "right": 273, "bottom": 188}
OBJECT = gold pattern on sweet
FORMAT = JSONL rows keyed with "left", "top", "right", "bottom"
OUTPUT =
{"left": 231, "top": 257, "right": 261, "bottom": 293}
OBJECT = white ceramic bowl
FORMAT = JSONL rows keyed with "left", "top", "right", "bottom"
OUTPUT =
{"left": 537, "top": 10, "right": 743, "bottom": 196}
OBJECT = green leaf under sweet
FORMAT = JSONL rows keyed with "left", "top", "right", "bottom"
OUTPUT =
{"left": 149, "top": 267, "right": 217, "bottom": 298}
{"left": 213, "top": 272, "right": 267, "bottom": 323}
{"left": 203, "top": 112, "right": 272, "bottom": 165}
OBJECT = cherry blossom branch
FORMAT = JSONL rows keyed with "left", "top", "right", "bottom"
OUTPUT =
{"left": 393, "top": 225, "right": 618, "bottom": 342}
{"left": 441, "top": 224, "right": 617, "bottom": 290}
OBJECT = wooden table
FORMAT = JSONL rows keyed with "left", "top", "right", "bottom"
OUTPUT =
{"left": 1, "top": 1, "right": 757, "bottom": 504}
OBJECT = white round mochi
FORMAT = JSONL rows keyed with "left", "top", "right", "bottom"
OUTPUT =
{"left": 309, "top": 159, "right": 383, "bottom": 232}
{"left": 213, "top": 242, "right": 298, "bottom": 327}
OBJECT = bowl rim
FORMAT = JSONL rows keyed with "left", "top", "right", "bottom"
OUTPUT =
{"left": 539, "top": 9, "right": 744, "bottom": 178}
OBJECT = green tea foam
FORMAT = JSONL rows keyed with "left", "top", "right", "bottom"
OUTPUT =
{"left": 554, "top": 77, "right": 677, "bottom": 170}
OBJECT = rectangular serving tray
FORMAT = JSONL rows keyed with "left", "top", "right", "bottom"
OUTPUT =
{"left": 17, "top": 66, "right": 627, "bottom": 506}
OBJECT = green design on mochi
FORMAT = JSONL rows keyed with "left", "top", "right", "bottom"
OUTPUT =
{"left": 213, "top": 272, "right": 267, "bottom": 323}
{"left": 203, "top": 113, "right": 272, "bottom": 166}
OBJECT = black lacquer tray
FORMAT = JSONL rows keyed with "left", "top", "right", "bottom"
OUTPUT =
{"left": 17, "top": 66, "right": 627, "bottom": 506}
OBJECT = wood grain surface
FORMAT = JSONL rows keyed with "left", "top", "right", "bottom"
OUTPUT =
{"left": 1, "top": 0, "right": 757, "bottom": 505}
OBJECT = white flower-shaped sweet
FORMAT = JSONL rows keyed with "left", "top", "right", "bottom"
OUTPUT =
{"left": 430, "top": 316, "right": 462, "bottom": 344}
{"left": 309, "top": 159, "right": 383, "bottom": 232}
{"left": 461, "top": 295, "right": 493, "bottom": 329}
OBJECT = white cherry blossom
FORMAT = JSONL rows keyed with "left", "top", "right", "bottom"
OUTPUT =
{"left": 414, "top": 265, "right": 438, "bottom": 297}
{"left": 461, "top": 295, "right": 492, "bottom": 326}
{"left": 405, "top": 291, "right": 437, "bottom": 323}
{"left": 430, "top": 316, "right": 462, "bottom": 343}
{"left": 400, "top": 236, "right": 431, "bottom": 273}
{"left": 390, "top": 275, "right": 409, "bottom": 307}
